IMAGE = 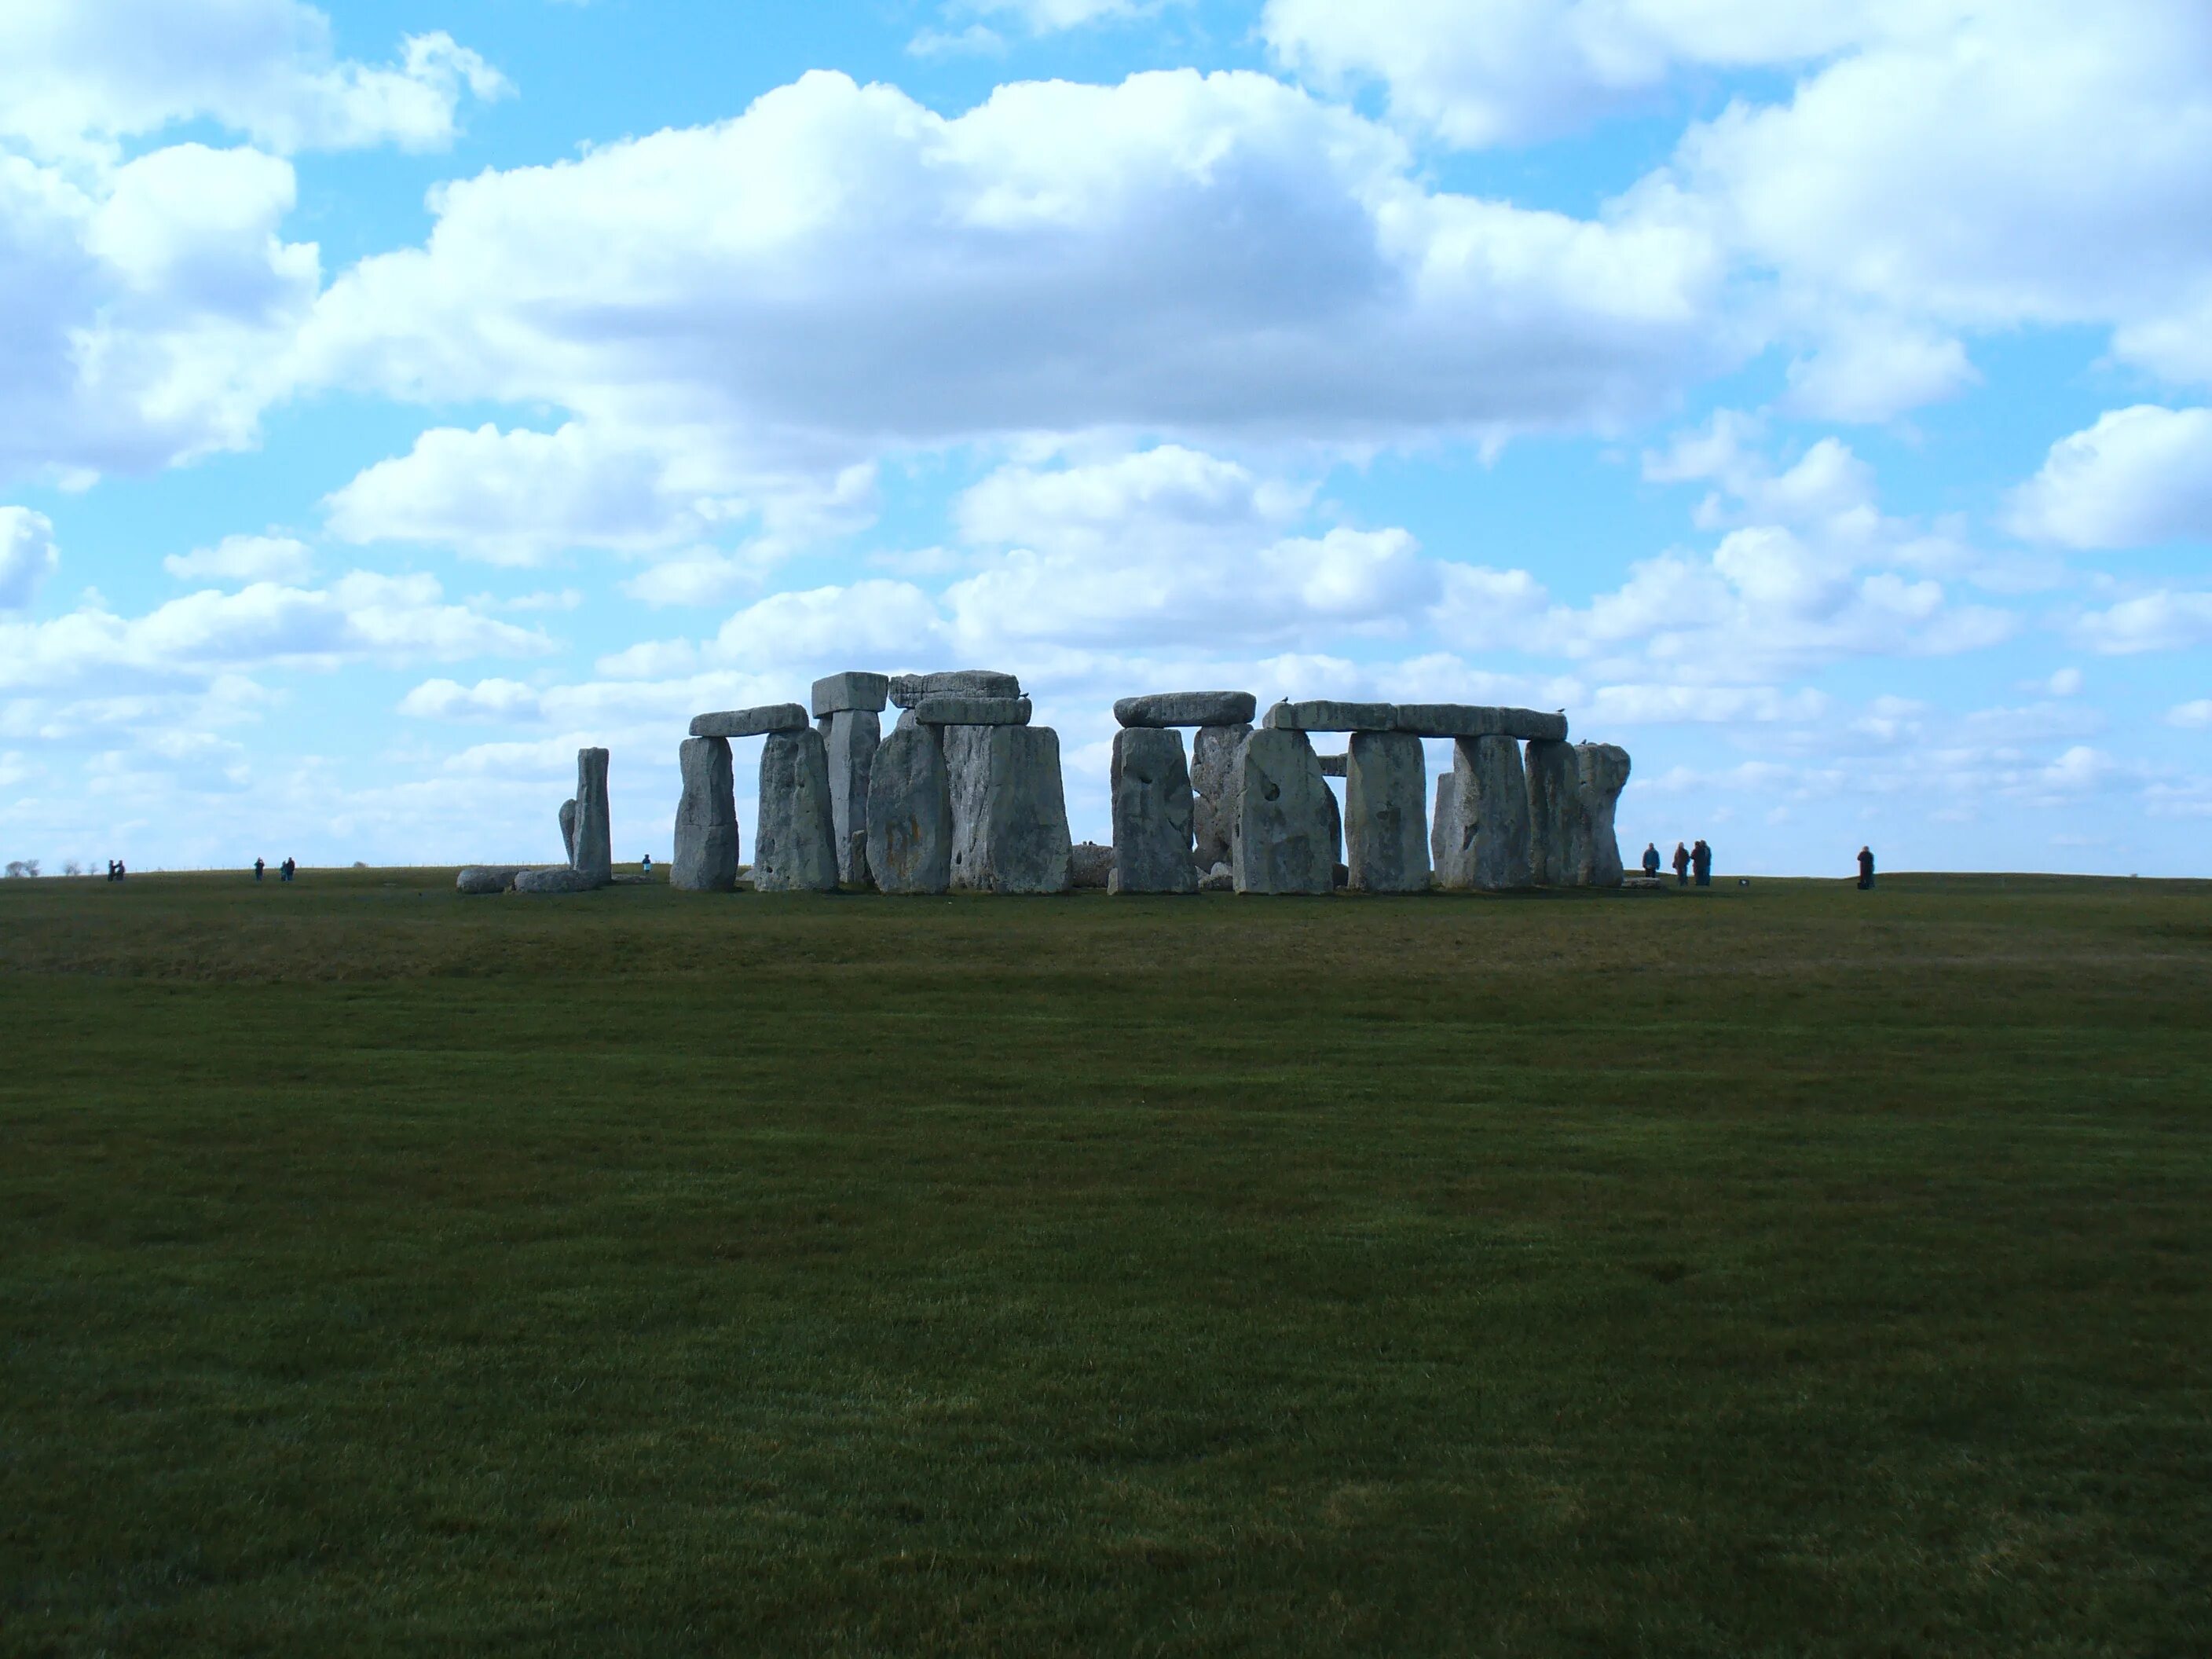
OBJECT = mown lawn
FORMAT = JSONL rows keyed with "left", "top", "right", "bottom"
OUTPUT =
{"left": 3, "top": 870, "right": 2208, "bottom": 1655}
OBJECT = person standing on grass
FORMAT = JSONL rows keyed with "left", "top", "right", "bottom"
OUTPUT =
{"left": 1692, "top": 839, "right": 1712, "bottom": 887}
{"left": 1642, "top": 842, "right": 1661, "bottom": 877}
{"left": 254, "top": 857, "right": 265, "bottom": 881}
{"left": 640, "top": 853, "right": 653, "bottom": 878}
{"left": 1858, "top": 845, "right": 1875, "bottom": 890}
{"left": 1672, "top": 841, "right": 1691, "bottom": 886}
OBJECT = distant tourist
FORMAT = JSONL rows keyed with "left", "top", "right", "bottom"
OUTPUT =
{"left": 106, "top": 859, "right": 118, "bottom": 881}
{"left": 1857, "top": 845, "right": 1876, "bottom": 890}
{"left": 1672, "top": 841, "right": 1690, "bottom": 886}
{"left": 1641, "top": 842, "right": 1661, "bottom": 877}
{"left": 1692, "top": 839, "right": 1712, "bottom": 887}
{"left": 280, "top": 857, "right": 295, "bottom": 882}
{"left": 254, "top": 857, "right": 265, "bottom": 882}
{"left": 640, "top": 853, "right": 653, "bottom": 878}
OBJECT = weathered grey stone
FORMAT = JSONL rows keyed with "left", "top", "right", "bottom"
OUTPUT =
{"left": 456, "top": 865, "right": 525, "bottom": 895}
{"left": 1525, "top": 738, "right": 1584, "bottom": 886}
{"left": 1071, "top": 841, "right": 1114, "bottom": 888}
{"left": 1232, "top": 728, "right": 1335, "bottom": 895}
{"left": 1434, "top": 735, "right": 1532, "bottom": 891}
{"left": 1393, "top": 703, "right": 1568, "bottom": 742}
{"left": 753, "top": 727, "right": 839, "bottom": 892}
{"left": 913, "top": 694, "right": 1031, "bottom": 727}
{"left": 944, "top": 724, "right": 1072, "bottom": 893}
{"left": 1575, "top": 742, "right": 1632, "bottom": 888}
{"left": 514, "top": 864, "right": 600, "bottom": 894}
{"left": 1345, "top": 731, "right": 1429, "bottom": 893}
{"left": 1317, "top": 751, "right": 1348, "bottom": 778}
{"left": 811, "top": 671, "right": 891, "bottom": 717}
{"left": 672, "top": 735, "right": 740, "bottom": 892}
{"left": 1262, "top": 699, "right": 1397, "bottom": 733}
{"left": 1113, "top": 690, "right": 1258, "bottom": 729}
{"left": 1199, "top": 862, "right": 1235, "bottom": 892}
{"left": 690, "top": 703, "right": 808, "bottom": 738}
{"left": 822, "top": 709, "right": 880, "bottom": 884}
{"left": 1324, "top": 774, "right": 1343, "bottom": 868}
{"left": 571, "top": 748, "right": 612, "bottom": 886}
{"left": 888, "top": 669, "right": 1020, "bottom": 709}
{"left": 1109, "top": 727, "right": 1196, "bottom": 894}
{"left": 866, "top": 724, "right": 954, "bottom": 894}
{"left": 558, "top": 798, "right": 577, "bottom": 863}
{"left": 1190, "top": 722, "right": 1251, "bottom": 873}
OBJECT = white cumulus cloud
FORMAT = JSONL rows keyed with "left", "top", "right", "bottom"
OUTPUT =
{"left": 2007, "top": 406, "right": 2212, "bottom": 549}
{"left": 0, "top": 507, "right": 60, "bottom": 610}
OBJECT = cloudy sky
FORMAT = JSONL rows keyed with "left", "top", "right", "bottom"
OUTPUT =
{"left": 4, "top": 0, "right": 2209, "bottom": 874}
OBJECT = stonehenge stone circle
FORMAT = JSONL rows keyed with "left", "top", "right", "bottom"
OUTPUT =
{"left": 1575, "top": 742, "right": 1632, "bottom": 888}
{"left": 515, "top": 865, "right": 600, "bottom": 894}
{"left": 672, "top": 734, "right": 741, "bottom": 892}
{"left": 822, "top": 709, "right": 881, "bottom": 885}
{"left": 811, "top": 672, "right": 890, "bottom": 717}
{"left": 691, "top": 704, "right": 809, "bottom": 738}
{"left": 1524, "top": 738, "right": 1585, "bottom": 887}
{"left": 571, "top": 748, "right": 613, "bottom": 886}
{"left": 558, "top": 797, "right": 577, "bottom": 864}
{"left": 866, "top": 723, "right": 954, "bottom": 894}
{"left": 1113, "top": 690, "right": 1258, "bottom": 728}
{"left": 1434, "top": 735, "right": 1532, "bottom": 891}
{"left": 1190, "top": 721, "right": 1251, "bottom": 873}
{"left": 1232, "top": 728, "right": 1335, "bottom": 895}
{"left": 1394, "top": 704, "right": 1568, "bottom": 742}
{"left": 1262, "top": 699, "right": 1397, "bottom": 733}
{"left": 1109, "top": 727, "right": 1197, "bottom": 894}
{"left": 890, "top": 669, "right": 1020, "bottom": 708}
{"left": 913, "top": 693, "right": 1032, "bottom": 726}
{"left": 948, "top": 724, "right": 1073, "bottom": 894}
{"left": 1345, "top": 731, "right": 1430, "bottom": 893}
{"left": 753, "top": 727, "right": 840, "bottom": 892}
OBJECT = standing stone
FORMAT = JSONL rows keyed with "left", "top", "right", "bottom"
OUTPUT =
{"left": 754, "top": 728, "right": 839, "bottom": 892}
{"left": 866, "top": 723, "right": 953, "bottom": 895}
{"left": 571, "top": 749, "right": 612, "bottom": 886}
{"left": 1575, "top": 743, "right": 1632, "bottom": 888}
{"left": 558, "top": 798, "right": 577, "bottom": 864}
{"left": 822, "top": 709, "right": 880, "bottom": 885}
{"left": 1525, "top": 738, "right": 1584, "bottom": 887}
{"left": 1232, "top": 728, "right": 1335, "bottom": 895}
{"left": 672, "top": 735, "right": 740, "bottom": 892}
{"left": 1191, "top": 722, "right": 1251, "bottom": 873}
{"left": 1345, "top": 731, "right": 1428, "bottom": 893}
{"left": 1435, "top": 736, "right": 1532, "bottom": 891}
{"left": 1109, "top": 727, "right": 1196, "bottom": 894}
{"left": 947, "top": 725, "right": 1073, "bottom": 894}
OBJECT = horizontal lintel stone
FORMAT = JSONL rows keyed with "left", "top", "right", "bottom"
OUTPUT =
{"left": 912, "top": 694, "right": 1032, "bottom": 726}
{"left": 889, "top": 669, "right": 1020, "bottom": 709}
{"left": 690, "top": 703, "right": 810, "bottom": 738}
{"left": 1317, "top": 752, "right": 1348, "bottom": 778}
{"left": 1114, "top": 690, "right": 1258, "bottom": 728}
{"left": 811, "top": 672, "right": 891, "bottom": 716}
{"left": 1393, "top": 703, "right": 1568, "bottom": 742}
{"left": 1262, "top": 698, "right": 1397, "bottom": 733}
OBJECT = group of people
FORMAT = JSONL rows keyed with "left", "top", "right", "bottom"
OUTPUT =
{"left": 104, "top": 859, "right": 126, "bottom": 881}
{"left": 1641, "top": 840, "right": 1715, "bottom": 886}
{"left": 251, "top": 858, "right": 298, "bottom": 882}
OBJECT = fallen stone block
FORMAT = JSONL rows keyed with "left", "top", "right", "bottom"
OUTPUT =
{"left": 1109, "top": 727, "right": 1197, "bottom": 894}
{"left": 1575, "top": 742, "right": 1632, "bottom": 888}
{"left": 1190, "top": 722, "right": 1251, "bottom": 873}
{"left": 690, "top": 703, "right": 809, "bottom": 738}
{"left": 889, "top": 669, "right": 1020, "bottom": 709}
{"left": 1394, "top": 703, "right": 1568, "bottom": 742}
{"left": 1113, "top": 690, "right": 1257, "bottom": 728}
{"left": 1346, "top": 731, "right": 1429, "bottom": 893}
{"left": 948, "top": 724, "right": 1073, "bottom": 893}
{"left": 572, "top": 748, "right": 612, "bottom": 886}
{"left": 1232, "top": 727, "right": 1335, "bottom": 894}
{"left": 1434, "top": 735, "right": 1533, "bottom": 891}
{"left": 1070, "top": 841, "right": 1113, "bottom": 888}
{"left": 1525, "top": 737, "right": 1584, "bottom": 886}
{"left": 1199, "top": 862, "right": 1235, "bottom": 892}
{"left": 1262, "top": 699, "right": 1397, "bottom": 733}
{"left": 811, "top": 671, "right": 891, "bottom": 717}
{"left": 514, "top": 865, "right": 600, "bottom": 895}
{"left": 672, "top": 735, "right": 741, "bottom": 892}
{"left": 866, "top": 724, "right": 954, "bottom": 895}
{"left": 912, "top": 694, "right": 1032, "bottom": 726}
{"left": 456, "top": 865, "right": 525, "bottom": 895}
{"left": 754, "top": 727, "right": 840, "bottom": 892}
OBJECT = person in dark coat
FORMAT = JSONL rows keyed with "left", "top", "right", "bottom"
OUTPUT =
{"left": 1692, "top": 839, "right": 1712, "bottom": 887}
{"left": 1641, "top": 842, "right": 1661, "bottom": 877}
{"left": 1672, "top": 841, "right": 1690, "bottom": 886}
{"left": 1857, "top": 845, "right": 1875, "bottom": 889}
{"left": 254, "top": 857, "right": 265, "bottom": 881}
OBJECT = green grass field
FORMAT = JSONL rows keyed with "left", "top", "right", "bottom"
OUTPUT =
{"left": 3, "top": 870, "right": 2208, "bottom": 1655}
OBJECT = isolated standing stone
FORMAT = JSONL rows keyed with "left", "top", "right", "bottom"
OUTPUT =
{"left": 1525, "top": 738, "right": 1584, "bottom": 886}
{"left": 571, "top": 749, "right": 612, "bottom": 886}
{"left": 822, "top": 709, "right": 880, "bottom": 884}
{"left": 866, "top": 723, "right": 954, "bottom": 895}
{"left": 754, "top": 728, "right": 839, "bottom": 892}
{"left": 1434, "top": 736, "right": 1532, "bottom": 891}
{"left": 1113, "top": 690, "right": 1257, "bottom": 728}
{"left": 1190, "top": 722, "right": 1251, "bottom": 873}
{"left": 1232, "top": 728, "right": 1335, "bottom": 895}
{"left": 1110, "top": 727, "right": 1197, "bottom": 894}
{"left": 1575, "top": 742, "right": 1632, "bottom": 888}
{"left": 947, "top": 725, "right": 1073, "bottom": 894}
{"left": 672, "top": 735, "right": 740, "bottom": 892}
{"left": 1345, "top": 731, "right": 1429, "bottom": 893}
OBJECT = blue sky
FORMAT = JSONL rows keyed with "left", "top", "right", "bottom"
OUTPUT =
{"left": 3, "top": 0, "right": 2210, "bottom": 874}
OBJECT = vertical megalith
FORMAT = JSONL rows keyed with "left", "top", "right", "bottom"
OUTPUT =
{"left": 1524, "top": 738, "right": 1584, "bottom": 886}
{"left": 1345, "top": 731, "right": 1428, "bottom": 893}
{"left": 1232, "top": 728, "right": 1334, "bottom": 895}
{"left": 559, "top": 798, "right": 577, "bottom": 865}
{"left": 571, "top": 749, "right": 612, "bottom": 886}
{"left": 1110, "top": 727, "right": 1196, "bottom": 894}
{"left": 672, "top": 735, "right": 740, "bottom": 892}
{"left": 754, "top": 728, "right": 839, "bottom": 892}
{"left": 1436, "top": 736, "right": 1532, "bottom": 891}
{"left": 866, "top": 723, "right": 954, "bottom": 895}
{"left": 822, "top": 710, "right": 881, "bottom": 886}
{"left": 1575, "top": 742, "right": 1631, "bottom": 888}
{"left": 1191, "top": 722, "right": 1251, "bottom": 873}
{"left": 946, "top": 725, "right": 1072, "bottom": 894}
